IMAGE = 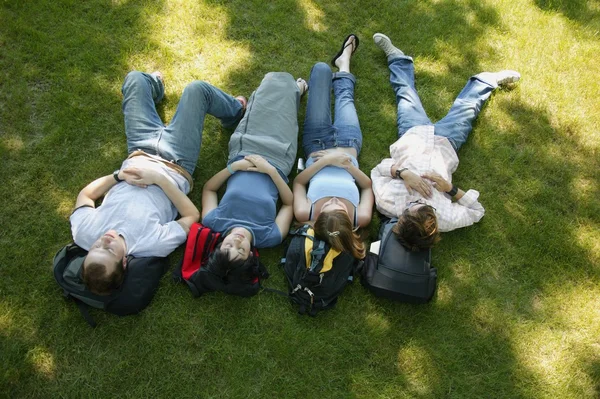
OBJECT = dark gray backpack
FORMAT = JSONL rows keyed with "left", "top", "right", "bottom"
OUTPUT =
{"left": 53, "top": 243, "right": 169, "bottom": 327}
{"left": 360, "top": 218, "right": 436, "bottom": 303}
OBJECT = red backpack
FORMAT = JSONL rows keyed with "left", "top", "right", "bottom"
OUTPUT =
{"left": 174, "top": 223, "right": 268, "bottom": 297}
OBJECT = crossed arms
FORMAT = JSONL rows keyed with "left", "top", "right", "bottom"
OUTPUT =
{"left": 75, "top": 167, "right": 200, "bottom": 233}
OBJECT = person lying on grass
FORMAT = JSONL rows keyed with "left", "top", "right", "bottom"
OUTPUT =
{"left": 71, "top": 71, "right": 247, "bottom": 295}
{"left": 201, "top": 73, "right": 307, "bottom": 270}
{"left": 370, "top": 33, "right": 521, "bottom": 251}
{"left": 293, "top": 34, "right": 374, "bottom": 261}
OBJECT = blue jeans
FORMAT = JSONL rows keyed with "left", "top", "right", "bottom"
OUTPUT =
{"left": 121, "top": 71, "right": 243, "bottom": 175}
{"left": 302, "top": 62, "right": 363, "bottom": 157}
{"left": 389, "top": 56, "right": 497, "bottom": 151}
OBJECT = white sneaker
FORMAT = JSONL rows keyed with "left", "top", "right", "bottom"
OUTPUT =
{"left": 373, "top": 33, "right": 404, "bottom": 59}
{"left": 495, "top": 70, "right": 521, "bottom": 86}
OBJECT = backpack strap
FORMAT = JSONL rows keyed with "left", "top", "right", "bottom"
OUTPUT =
{"left": 65, "top": 292, "right": 97, "bottom": 328}
{"left": 308, "top": 240, "right": 326, "bottom": 272}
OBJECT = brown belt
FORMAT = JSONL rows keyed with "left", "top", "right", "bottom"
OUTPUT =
{"left": 127, "top": 150, "right": 194, "bottom": 191}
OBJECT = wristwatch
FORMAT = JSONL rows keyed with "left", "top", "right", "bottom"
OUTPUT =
{"left": 395, "top": 167, "right": 409, "bottom": 180}
{"left": 446, "top": 185, "right": 458, "bottom": 197}
{"left": 113, "top": 169, "right": 123, "bottom": 182}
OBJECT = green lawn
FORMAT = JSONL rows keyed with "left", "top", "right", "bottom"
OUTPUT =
{"left": 1, "top": 0, "right": 599, "bottom": 397}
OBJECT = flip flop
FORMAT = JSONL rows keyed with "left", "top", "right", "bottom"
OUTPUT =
{"left": 330, "top": 34, "right": 360, "bottom": 67}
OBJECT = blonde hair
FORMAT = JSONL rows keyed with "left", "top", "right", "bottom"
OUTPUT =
{"left": 314, "top": 209, "right": 365, "bottom": 259}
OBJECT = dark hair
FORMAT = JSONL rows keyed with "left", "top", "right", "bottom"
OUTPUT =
{"left": 314, "top": 209, "right": 366, "bottom": 259}
{"left": 81, "top": 258, "right": 125, "bottom": 295}
{"left": 392, "top": 206, "right": 440, "bottom": 251}
{"left": 206, "top": 245, "right": 257, "bottom": 283}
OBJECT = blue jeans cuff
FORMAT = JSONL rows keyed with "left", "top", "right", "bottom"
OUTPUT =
{"left": 332, "top": 71, "right": 356, "bottom": 84}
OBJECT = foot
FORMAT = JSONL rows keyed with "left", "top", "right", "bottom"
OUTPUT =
{"left": 333, "top": 35, "right": 358, "bottom": 72}
{"left": 373, "top": 33, "right": 404, "bottom": 59}
{"left": 495, "top": 70, "right": 521, "bottom": 86}
{"left": 150, "top": 71, "right": 164, "bottom": 87}
{"left": 296, "top": 78, "right": 308, "bottom": 96}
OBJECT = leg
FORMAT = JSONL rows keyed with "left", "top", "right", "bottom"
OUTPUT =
{"left": 332, "top": 72, "right": 362, "bottom": 156}
{"left": 302, "top": 62, "right": 336, "bottom": 156}
{"left": 433, "top": 74, "right": 498, "bottom": 151}
{"left": 121, "top": 71, "right": 165, "bottom": 154}
{"left": 159, "top": 81, "right": 244, "bottom": 175}
{"left": 388, "top": 56, "right": 432, "bottom": 137}
{"left": 229, "top": 72, "right": 300, "bottom": 176}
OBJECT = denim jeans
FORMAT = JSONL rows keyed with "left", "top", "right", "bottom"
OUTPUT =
{"left": 302, "top": 62, "right": 363, "bottom": 157}
{"left": 121, "top": 71, "right": 243, "bottom": 175}
{"left": 389, "top": 56, "right": 497, "bottom": 151}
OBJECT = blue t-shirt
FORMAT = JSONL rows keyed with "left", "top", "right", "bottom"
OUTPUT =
{"left": 202, "top": 171, "right": 282, "bottom": 248}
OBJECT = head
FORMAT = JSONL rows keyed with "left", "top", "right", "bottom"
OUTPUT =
{"left": 392, "top": 201, "right": 440, "bottom": 251}
{"left": 206, "top": 227, "right": 256, "bottom": 281}
{"left": 314, "top": 208, "right": 365, "bottom": 259}
{"left": 81, "top": 230, "right": 127, "bottom": 295}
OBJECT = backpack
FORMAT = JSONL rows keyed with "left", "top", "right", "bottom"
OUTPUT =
{"left": 360, "top": 218, "right": 436, "bottom": 303}
{"left": 173, "top": 223, "right": 269, "bottom": 297}
{"left": 53, "top": 243, "right": 169, "bottom": 327}
{"left": 277, "top": 225, "right": 359, "bottom": 316}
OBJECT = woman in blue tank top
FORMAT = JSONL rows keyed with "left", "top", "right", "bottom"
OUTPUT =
{"left": 293, "top": 35, "right": 374, "bottom": 260}
{"left": 202, "top": 73, "right": 308, "bottom": 268}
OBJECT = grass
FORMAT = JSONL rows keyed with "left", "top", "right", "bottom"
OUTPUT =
{"left": 1, "top": 0, "right": 599, "bottom": 397}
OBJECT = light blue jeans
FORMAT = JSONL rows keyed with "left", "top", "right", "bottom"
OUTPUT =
{"left": 302, "top": 62, "right": 363, "bottom": 157}
{"left": 389, "top": 55, "right": 498, "bottom": 151}
{"left": 121, "top": 71, "right": 243, "bottom": 175}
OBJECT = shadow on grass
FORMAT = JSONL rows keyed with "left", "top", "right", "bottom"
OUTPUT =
{"left": 534, "top": 0, "right": 600, "bottom": 30}
{"left": 2, "top": 0, "right": 598, "bottom": 397}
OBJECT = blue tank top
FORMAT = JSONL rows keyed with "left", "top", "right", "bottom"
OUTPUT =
{"left": 306, "top": 156, "right": 360, "bottom": 225}
{"left": 202, "top": 171, "right": 282, "bottom": 247}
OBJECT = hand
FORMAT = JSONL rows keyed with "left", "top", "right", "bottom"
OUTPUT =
{"left": 400, "top": 169, "right": 433, "bottom": 198}
{"left": 231, "top": 159, "right": 254, "bottom": 172}
{"left": 120, "top": 167, "right": 162, "bottom": 188}
{"left": 244, "top": 154, "right": 275, "bottom": 175}
{"left": 312, "top": 150, "right": 352, "bottom": 169}
{"left": 422, "top": 171, "right": 452, "bottom": 193}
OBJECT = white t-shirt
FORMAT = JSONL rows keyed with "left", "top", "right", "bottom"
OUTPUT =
{"left": 70, "top": 157, "right": 189, "bottom": 257}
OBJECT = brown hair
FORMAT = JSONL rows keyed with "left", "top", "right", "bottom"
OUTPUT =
{"left": 314, "top": 209, "right": 366, "bottom": 259}
{"left": 81, "top": 258, "right": 125, "bottom": 296}
{"left": 392, "top": 206, "right": 440, "bottom": 251}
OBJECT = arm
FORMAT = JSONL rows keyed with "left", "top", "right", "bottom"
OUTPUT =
{"left": 344, "top": 163, "right": 374, "bottom": 227}
{"left": 422, "top": 171, "right": 484, "bottom": 231}
{"left": 75, "top": 174, "right": 120, "bottom": 209}
{"left": 121, "top": 167, "right": 200, "bottom": 233}
{"left": 390, "top": 162, "right": 433, "bottom": 198}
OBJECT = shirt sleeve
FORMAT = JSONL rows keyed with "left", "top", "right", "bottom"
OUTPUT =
{"left": 371, "top": 161, "right": 400, "bottom": 219}
{"left": 436, "top": 189, "right": 485, "bottom": 232}
{"left": 69, "top": 206, "right": 96, "bottom": 249}
{"left": 137, "top": 221, "right": 188, "bottom": 257}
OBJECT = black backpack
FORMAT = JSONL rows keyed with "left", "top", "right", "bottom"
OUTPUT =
{"left": 53, "top": 243, "right": 169, "bottom": 327}
{"left": 360, "top": 218, "right": 436, "bottom": 303}
{"left": 276, "top": 225, "right": 359, "bottom": 316}
{"left": 173, "top": 223, "right": 269, "bottom": 297}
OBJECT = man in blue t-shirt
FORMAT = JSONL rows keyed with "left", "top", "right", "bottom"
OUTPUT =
{"left": 70, "top": 71, "right": 246, "bottom": 295}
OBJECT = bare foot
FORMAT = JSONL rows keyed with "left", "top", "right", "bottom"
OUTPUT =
{"left": 334, "top": 35, "right": 358, "bottom": 73}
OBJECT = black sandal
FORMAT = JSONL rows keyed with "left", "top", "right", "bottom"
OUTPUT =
{"left": 330, "top": 34, "right": 360, "bottom": 67}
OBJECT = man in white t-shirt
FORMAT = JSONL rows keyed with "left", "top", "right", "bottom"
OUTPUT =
{"left": 70, "top": 71, "right": 246, "bottom": 295}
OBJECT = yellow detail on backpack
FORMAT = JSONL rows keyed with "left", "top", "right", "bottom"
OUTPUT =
{"left": 304, "top": 227, "right": 341, "bottom": 273}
